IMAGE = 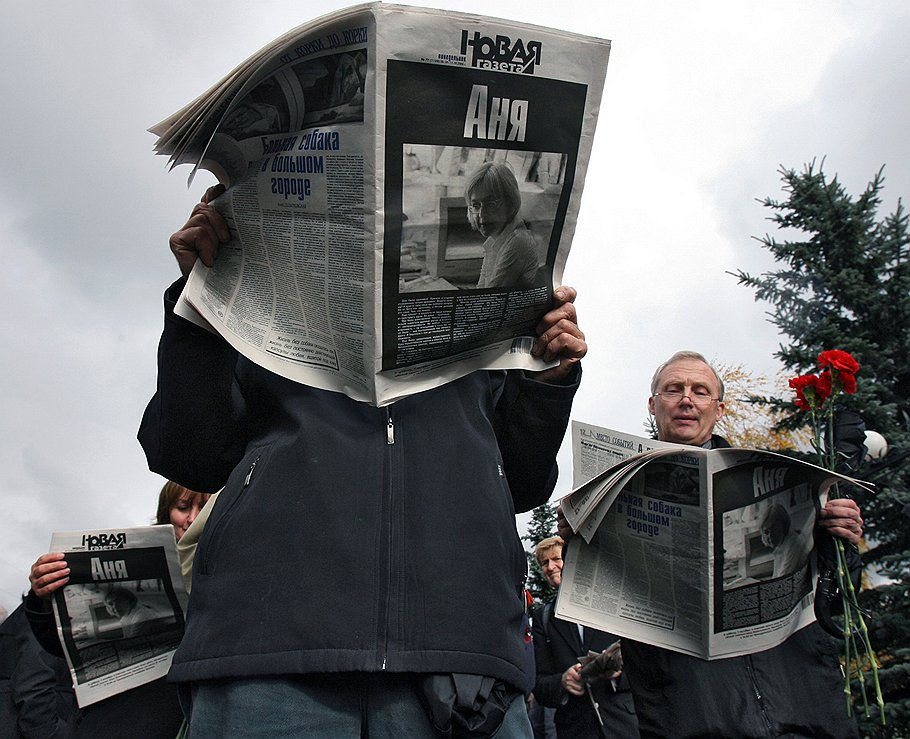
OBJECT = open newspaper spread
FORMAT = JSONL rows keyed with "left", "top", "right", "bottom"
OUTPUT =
{"left": 151, "top": 3, "right": 610, "bottom": 405}
{"left": 49, "top": 526, "right": 188, "bottom": 707}
{"left": 557, "top": 421, "right": 873, "bottom": 660}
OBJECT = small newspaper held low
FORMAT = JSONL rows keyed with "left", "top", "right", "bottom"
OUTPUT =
{"left": 557, "top": 420, "right": 873, "bottom": 660}
{"left": 50, "top": 526, "right": 188, "bottom": 707}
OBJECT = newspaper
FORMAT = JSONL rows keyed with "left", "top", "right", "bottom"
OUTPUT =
{"left": 151, "top": 3, "right": 611, "bottom": 405}
{"left": 556, "top": 421, "right": 873, "bottom": 660}
{"left": 49, "top": 526, "right": 188, "bottom": 707}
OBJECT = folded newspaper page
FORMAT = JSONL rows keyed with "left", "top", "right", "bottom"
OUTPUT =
{"left": 50, "top": 526, "right": 188, "bottom": 707}
{"left": 151, "top": 3, "right": 610, "bottom": 405}
{"left": 557, "top": 421, "right": 873, "bottom": 660}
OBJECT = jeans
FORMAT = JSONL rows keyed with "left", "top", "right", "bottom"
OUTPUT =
{"left": 183, "top": 673, "right": 534, "bottom": 738}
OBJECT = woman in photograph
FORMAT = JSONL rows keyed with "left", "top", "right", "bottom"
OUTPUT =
{"left": 465, "top": 161, "right": 543, "bottom": 289}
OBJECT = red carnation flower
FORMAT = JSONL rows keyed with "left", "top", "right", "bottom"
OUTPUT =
{"left": 840, "top": 371, "right": 857, "bottom": 394}
{"left": 789, "top": 374, "right": 821, "bottom": 410}
{"left": 818, "top": 350, "right": 860, "bottom": 374}
{"left": 816, "top": 371, "right": 833, "bottom": 404}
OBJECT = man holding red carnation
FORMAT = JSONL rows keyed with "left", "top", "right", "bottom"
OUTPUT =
{"left": 619, "top": 350, "right": 865, "bottom": 739}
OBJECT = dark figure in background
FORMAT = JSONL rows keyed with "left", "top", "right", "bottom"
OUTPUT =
{"left": 532, "top": 536, "right": 638, "bottom": 738}
{"left": 0, "top": 601, "right": 75, "bottom": 738}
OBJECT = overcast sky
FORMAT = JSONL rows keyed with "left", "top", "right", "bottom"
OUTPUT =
{"left": 2, "top": 1, "right": 908, "bottom": 609}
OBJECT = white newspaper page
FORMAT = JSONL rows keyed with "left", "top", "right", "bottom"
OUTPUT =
{"left": 570, "top": 421, "right": 683, "bottom": 487}
{"left": 558, "top": 423, "right": 874, "bottom": 659}
{"left": 179, "top": 5, "right": 380, "bottom": 402}
{"left": 163, "top": 4, "right": 610, "bottom": 405}
{"left": 558, "top": 440, "right": 711, "bottom": 658}
{"left": 370, "top": 6, "right": 609, "bottom": 403}
{"left": 50, "top": 526, "right": 188, "bottom": 707}
{"left": 705, "top": 448, "right": 864, "bottom": 657}
{"left": 573, "top": 452, "right": 693, "bottom": 544}
{"left": 563, "top": 421, "right": 687, "bottom": 538}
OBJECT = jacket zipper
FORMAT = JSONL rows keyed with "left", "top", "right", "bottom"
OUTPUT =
{"left": 244, "top": 456, "right": 259, "bottom": 486}
{"left": 201, "top": 453, "right": 259, "bottom": 575}
{"left": 380, "top": 408, "right": 396, "bottom": 670}
{"left": 744, "top": 655, "right": 774, "bottom": 735}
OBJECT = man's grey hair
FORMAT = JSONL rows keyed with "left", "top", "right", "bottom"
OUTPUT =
{"left": 650, "top": 351, "right": 725, "bottom": 400}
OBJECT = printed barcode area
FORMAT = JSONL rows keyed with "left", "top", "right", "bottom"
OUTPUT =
{"left": 510, "top": 337, "right": 534, "bottom": 354}
{"left": 800, "top": 591, "right": 815, "bottom": 610}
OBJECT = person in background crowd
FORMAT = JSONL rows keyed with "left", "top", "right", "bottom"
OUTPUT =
{"left": 0, "top": 597, "right": 76, "bottom": 738}
{"left": 532, "top": 536, "right": 638, "bottom": 738}
{"left": 155, "top": 480, "right": 211, "bottom": 541}
{"left": 23, "top": 481, "right": 210, "bottom": 738}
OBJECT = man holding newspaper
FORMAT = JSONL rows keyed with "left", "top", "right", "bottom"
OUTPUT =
{"left": 138, "top": 185, "right": 586, "bottom": 737}
{"left": 620, "top": 351, "right": 864, "bottom": 738}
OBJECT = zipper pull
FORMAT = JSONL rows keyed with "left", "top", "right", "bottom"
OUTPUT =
{"left": 244, "top": 457, "right": 259, "bottom": 486}
{"left": 386, "top": 416, "right": 395, "bottom": 445}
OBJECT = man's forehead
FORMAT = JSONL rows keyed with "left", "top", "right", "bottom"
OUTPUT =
{"left": 656, "top": 360, "right": 720, "bottom": 390}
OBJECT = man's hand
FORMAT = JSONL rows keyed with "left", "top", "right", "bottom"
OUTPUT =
{"left": 818, "top": 498, "right": 864, "bottom": 545}
{"left": 561, "top": 662, "right": 586, "bottom": 697}
{"left": 169, "top": 184, "right": 230, "bottom": 277}
{"left": 579, "top": 643, "right": 623, "bottom": 682}
{"left": 556, "top": 505, "right": 573, "bottom": 541}
{"left": 29, "top": 552, "right": 69, "bottom": 602}
{"left": 532, "top": 286, "right": 586, "bottom": 384}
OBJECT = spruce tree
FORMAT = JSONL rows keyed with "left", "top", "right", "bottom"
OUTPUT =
{"left": 521, "top": 502, "right": 558, "bottom": 604}
{"left": 734, "top": 160, "right": 910, "bottom": 734}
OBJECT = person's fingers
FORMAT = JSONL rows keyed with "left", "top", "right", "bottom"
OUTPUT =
{"left": 556, "top": 505, "right": 574, "bottom": 540}
{"left": 562, "top": 663, "right": 585, "bottom": 695}
{"left": 536, "top": 322, "right": 587, "bottom": 363}
{"left": 819, "top": 499, "right": 863, "bottom": 543}
{"left": 551, "top": 285, "right": 577, "bottom": 307}
{"left": 169, "top": 202, "right": 231, "bottom": 276}
{"left": 29, "top": 553, "right": 69, "bottom": 599}
{"left": 533, "top": 287, "right": 585, "bottom": 376}
{"left": 820, "top": 523, "right": 862, "bottom": 545}
{"left": 202, "top": 183, "right": 226, "bottom": 204}
{"left": 531, "top": 323, "right": 587, "bottom": 383}
{"left": 535, "top": 297, "right": 579, "bottom": 344}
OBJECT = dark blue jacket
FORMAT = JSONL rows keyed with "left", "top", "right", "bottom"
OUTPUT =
{"left": 0, "top": 603, "right": 75, "bottom": 738}
{"left": 139, "top": 280, "right": 578, "bottom": 690}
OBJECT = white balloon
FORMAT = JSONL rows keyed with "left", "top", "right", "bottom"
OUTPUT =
{"left": 863, "top": 430, "right": 888, "bottom": 461}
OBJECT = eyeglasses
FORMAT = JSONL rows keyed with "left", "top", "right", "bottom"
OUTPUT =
{"left": 468, "top": 198, "right": 503, "bottom": 213}
{"left": 653, "top": 390, "right": 719, "bottom": 407}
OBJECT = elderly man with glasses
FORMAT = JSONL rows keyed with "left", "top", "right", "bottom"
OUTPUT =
{"left": 618, "top": 350, "right": 865, "bottom": 739}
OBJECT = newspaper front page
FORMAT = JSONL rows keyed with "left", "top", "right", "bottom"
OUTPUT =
{"left": 557, "top": 421, "right": 872, "bottom": 660}
{"left": 50, "top": 526, "right": 188, "bottom": 707}
{"left": 153, "top": 3, "right": 610, "bottom": 405}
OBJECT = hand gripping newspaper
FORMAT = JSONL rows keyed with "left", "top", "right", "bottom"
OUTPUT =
{"left": 556, "top": 420, "right": 874, "bottom": 660}
{"left": 49, "top": 526, "right": 188, "bottom": 707}
{"left": 150, "top": 3, "right": 610, "bottom": 405}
